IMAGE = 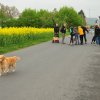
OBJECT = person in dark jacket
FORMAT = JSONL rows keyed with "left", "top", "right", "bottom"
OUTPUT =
{"left": 60, "top": 23, "right": 66, "bottom": 44}
{"left": 95, "top": 25, "right": 100, "bottom": 45}
{"left": 52, "top": 17, "right": 59, "bottom": 37}
{"left": 69, "top": 26, "right": 74, "bottom": 45}
{"left": 81, "top": 26, "right": 89, "bottom": 44}
{"left": 54, "top": 23, "right": 59, "bottom": 37}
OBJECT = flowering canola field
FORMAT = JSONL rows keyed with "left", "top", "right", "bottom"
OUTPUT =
{"left": 0, "top": 27, "right": 53, "bottom": 46}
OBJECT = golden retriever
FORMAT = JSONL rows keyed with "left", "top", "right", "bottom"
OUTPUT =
{"left": 5, "top": 56, "right": 20, "bottom": 72}
{"left": 0, "top": 55, "right": 6, "bottom": 76}
{"left": 0, "top": 55, "right": 20, "bottom": 76}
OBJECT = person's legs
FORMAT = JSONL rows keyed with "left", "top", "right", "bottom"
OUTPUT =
{"left": 91, "top": 35, "right": 96, "bottom": 43}
{"left": 75, "top": 34, "right": 79, "bottom": 45}
{"left": 96, "top": 36, "right": 99, "bottom": 45}
{"left": 82, "top": 35, "right": 83, "bottom": 44}
{"left": 62, "top": 33, "right": 65, "bottom": 43}
{"left": 70, "top": 34, "right": 73, "bottom": 44}
{"left": 80, "top": 35, "right": 82, "bottom": 44}
{"left": 77, "top": 34, "right": 80, "bottom": 45}
{"left": 98, "top": 36, "right": 100, "bottom": 45}
{"left": 93, "top": 36, "right": 96, "bottom": 43}
{"left": 71, "top": 34, "right": 74, "bottom": 44}
{"left": 84, "top": 33, "right": 87, "bottom": 43}
{"left": 75, "top": 34, "right": 77, "bottom": 44}
{"left": 80, "top": 35, "right": 83, "bottom": 45}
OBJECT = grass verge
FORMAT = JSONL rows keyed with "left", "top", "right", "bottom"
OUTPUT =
{"left": 0, "top": 37, "right": 53, "bottom": 54}
{"left": 0, "top": 32, "right": 69, "bottom": 54}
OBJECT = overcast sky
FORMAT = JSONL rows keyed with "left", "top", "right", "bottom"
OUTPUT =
{"left": 0, "top": 0, "right": 100, "bottom": 18}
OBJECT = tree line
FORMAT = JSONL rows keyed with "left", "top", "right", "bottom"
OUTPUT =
{"left": 0, "top": 3, "right": 86, "bottom": 28}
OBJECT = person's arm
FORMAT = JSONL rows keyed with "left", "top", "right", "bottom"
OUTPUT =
{"left": 99, "top": 28, "right": 100, "bottom": 36}
{"left": 85, "top": 27, "right": 89, "bottom": 33}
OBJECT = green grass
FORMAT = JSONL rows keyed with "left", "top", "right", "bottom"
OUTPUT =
{"left": 0, "top": 35, "right": 53, "bottom": 54}
{"left": 0, "top": 32, "right": 69, "bottom": 54}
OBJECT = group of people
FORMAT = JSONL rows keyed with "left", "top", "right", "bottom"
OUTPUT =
{"left": 53, "top": 23, "right": 89, "bottom": 45}
{"left": 69, "top": 26, "right": 88, "bottom": 45}
{"left": 53, "top": 23, "right": 100, "bottom": 45}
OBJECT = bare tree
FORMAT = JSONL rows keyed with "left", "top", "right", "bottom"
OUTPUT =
{"left": 0, "top": 3, "right": 20, "bottom": 18}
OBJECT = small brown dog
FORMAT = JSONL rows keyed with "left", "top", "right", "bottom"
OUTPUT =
{"left": 0, "top": 55, "right": 6, "bottom": 76}
{"left": 5, "top": 56, "right": 20, "bottom": 73}
{"left": 0, "top": 55, "right": 20, "bottom": 76}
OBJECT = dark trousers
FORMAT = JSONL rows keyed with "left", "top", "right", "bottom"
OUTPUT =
{"left": 83, "top": 33, "right": 87, "bottom": 43}
{"left": 92, "top": 35, "right": 96, "bottom": 42}
{"left": 70, "top": 34, "right": 74, "bottom": 44}
{"left": 80, "top": 35, "right": 83, "bottom": 45}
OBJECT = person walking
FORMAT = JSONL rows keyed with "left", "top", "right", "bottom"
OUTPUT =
{"left": 78, "top": 26, "right": 84, "bottom": 45}
{"left": 73, "top": 27, "right": 79, "bottom": 45}
{"left": 81, "top": 26, "right": 89, "bottom": 44}
{"left": 69, "top": 26, "right": 74, "bottom": 45}
{"left": 60, "top": 23, "right": 66, "bottom": 44}
{"left": 91, "top": 27, "right": 96, "bottom": 44}
{"left": 95, "top": 25, "right": 100, "bottom": 45}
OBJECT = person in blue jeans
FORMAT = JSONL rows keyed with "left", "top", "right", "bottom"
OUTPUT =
{"left": 73, "top": 27, "right": 79, "bottom": 45}
{"left": 95, "top": 25, "right": 100, "bottom": 45}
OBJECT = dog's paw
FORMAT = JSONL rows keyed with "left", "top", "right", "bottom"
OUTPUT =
{"left": 12, "top": 70, "right": 15, "bottom": 72}
{"left": 7, "top": 71, "right": 9, "bottom": 73}
{"left": 4, "top": 71, "right": 6, "bottom": 73}
{"left": 0, "top": 73, "right": 2, "bottom": 76}
{"left": 4, "top": 71, "right": 7, "bottom": 73}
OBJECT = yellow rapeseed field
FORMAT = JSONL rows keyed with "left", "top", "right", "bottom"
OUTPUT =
{"left": 0, "top": 27, "right": 53, "bottom": 35}
{"left": 0, "top": 27, "right": 53, "bottom": 46}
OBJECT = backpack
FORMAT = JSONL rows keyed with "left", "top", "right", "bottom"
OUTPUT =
{"left": 70, "top": 27, "right": 73, "bottom": 34}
